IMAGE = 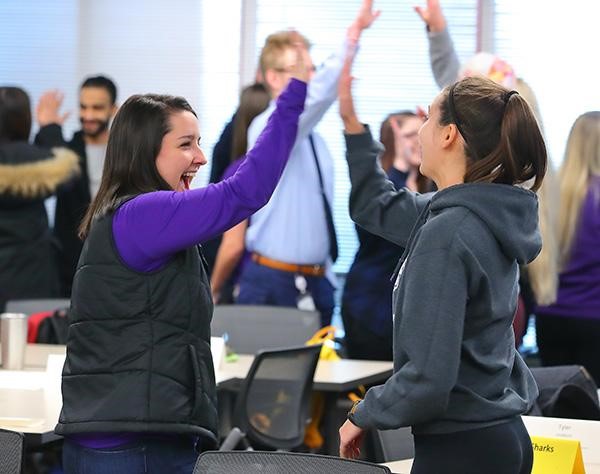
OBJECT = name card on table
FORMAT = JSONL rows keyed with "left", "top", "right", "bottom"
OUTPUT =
{"left": 531, "top": 436, "right": 585, "bottom": 474}
{"left": 524, "top": 415, "right": 600, "bottom": 471}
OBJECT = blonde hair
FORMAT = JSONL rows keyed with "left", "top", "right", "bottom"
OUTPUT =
{"left": 513, "top": 78, "right": 558, "bottom": 304}
{"left": 527, "top": 167, "right": 559, "bottom": 304}
{"left": 515, "top": 78, "right": 544, "bottom": 136}
{"left": 259, "top": 30, "right": 310, "bottom": 79}
{"left": 557, "top": 111, "right": 600, "bottom": 267}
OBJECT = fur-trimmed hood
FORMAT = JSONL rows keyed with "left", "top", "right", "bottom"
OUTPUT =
{"left": 0, "top": 142, "right": 80, "bottom": 200}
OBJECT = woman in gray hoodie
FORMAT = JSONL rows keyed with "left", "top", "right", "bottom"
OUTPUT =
{"left": 338, "top": 69, "right": 546, "bottom": 472}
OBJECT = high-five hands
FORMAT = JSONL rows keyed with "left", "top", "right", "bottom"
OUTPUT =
{"left": 289, "top": 32, "right": 312, "bottom": 84}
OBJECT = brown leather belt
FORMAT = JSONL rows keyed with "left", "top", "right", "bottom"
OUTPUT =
{"left": 251, "top": 252, "right": 325, "bottom": 277}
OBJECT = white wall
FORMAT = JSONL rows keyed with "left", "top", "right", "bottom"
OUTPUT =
{"left": 1, "top": 0, "right": 243, "bottom": 186}
{"left": 0, "top": 0, "right": 79, "bottom": 138}
{"left": 495, "top": 0, "right": 600, "bottom": 167}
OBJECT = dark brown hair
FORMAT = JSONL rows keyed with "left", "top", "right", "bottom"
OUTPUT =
{"left": 380, "top": 111, "right": 432, "bottom": 193}
{"left": 379, "top": 111, "right": 416, "bottom": 171}
{"left": 79, "top": 94, "right": 196, "bottom": 238}
{"left": 81, "top": 75, "right": 118, "bottom": 104}
{"left": 439, "top": 76, "right": 547, "bottom": 191}
{"left": 231, "top": 83, "right": 270, "bottom": 161}
{"left": 0, "top": 87, "right": 32, "bottom": 144}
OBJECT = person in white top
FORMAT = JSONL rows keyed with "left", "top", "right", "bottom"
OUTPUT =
{"left": 35, "top": 75, "right": 118, "bottom": 297}
{"left": 236, "top": 0, "right": 380, "bottom": 327}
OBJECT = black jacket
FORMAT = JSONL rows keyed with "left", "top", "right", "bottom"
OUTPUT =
{"left": 35, "top": 124, "right": 90, "bottom": 296}
{"left": 56, "top": 210, "right": 219, "bottom": 446}
{"left": 0, "top": 142, "right": 79, "bottom": 311}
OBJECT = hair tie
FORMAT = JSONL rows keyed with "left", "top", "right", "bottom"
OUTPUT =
{"left": 504, "top": 90, "right": 519, "bottom": 104}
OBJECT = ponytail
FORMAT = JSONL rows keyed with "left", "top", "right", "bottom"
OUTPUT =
{"left": 441, "top": 76, "right": 547, "bottom": 191}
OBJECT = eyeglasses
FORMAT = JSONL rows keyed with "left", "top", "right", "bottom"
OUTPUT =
{"left": 273, "top": 65, "right": 317, "bottom": 73}
{"left": 273, "top": 65, "right": 294, "bottom": 73}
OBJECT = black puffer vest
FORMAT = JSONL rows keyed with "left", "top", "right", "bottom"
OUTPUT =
{"left": 55, "top": 209, "right": 218, "bottom": 447}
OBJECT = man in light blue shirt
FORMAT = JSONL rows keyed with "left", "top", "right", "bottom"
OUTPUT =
{"left": 237, "top": 0, "right": 379, "bottom": 326}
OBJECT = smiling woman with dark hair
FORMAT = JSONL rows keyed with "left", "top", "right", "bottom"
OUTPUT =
{"left": 0, "top": 86, "right": 79, "bottom": 311}
{"left": 338, "top": 60, "right": 546, "bottom": 472}
{"left": 57, "top": 56, "right": 310, "bottom": 473}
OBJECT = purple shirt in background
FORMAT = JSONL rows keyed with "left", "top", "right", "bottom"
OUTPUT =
{"left": 72, "top": 79, "right": 306, "bottom": 449}
{"left": 537, "top": 176, "right": 600, "bottom": 320}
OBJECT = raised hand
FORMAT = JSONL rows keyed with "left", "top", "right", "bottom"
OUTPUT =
{"left": 348, "top": 0, "right": 381, "bottom": 42}
{"left": 414, "top": 0, "right": 446, "bottom": 33}
{"left": 338, "top": 53, "right": 364, "bottom": 134}
{"left": 37, "top": 90, "right": 70, "bottom": 127}
{"left": 290, "top": 36, "right": 312, "bottom": 84}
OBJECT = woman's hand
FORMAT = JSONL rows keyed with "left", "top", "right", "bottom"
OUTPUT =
{"left": 338, "top": 54, "right": 364, "bottom": 134}
{"left": 290, "top": 35, "right": 312, "bottom": 84}
{"left": 347, "top": 0, "right": 381, "bottom": 42}
{"left": 414, "top": 0, "right": 447, "bottom": 33}
{"left": 339, "top": 419, "right": 366, "bottom": 459}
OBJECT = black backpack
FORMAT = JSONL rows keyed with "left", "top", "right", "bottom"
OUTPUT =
{"left": 528, "top": 365, "right": 600, "bottom": 421}
{"left": 35, "top": 308, "right": 69, "bottom": 344}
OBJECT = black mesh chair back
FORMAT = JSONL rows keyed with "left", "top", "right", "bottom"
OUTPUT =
{"left": 211, "top": 305, "right": 320, "bottom": 354}
{"left": 233, "top": 345, "right": 321, "bottom": 450}
{"left": 371, "top": 427, "right": 414, "bottom": 462}
{"left": 0, "top": 429, "right": 24, "bottom": 474}
{"left": 193, "top": 450, "right": 392, "bottom": 474}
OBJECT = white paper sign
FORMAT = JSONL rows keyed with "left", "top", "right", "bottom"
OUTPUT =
{"left": 523, "top": 415, "right": 600, "bottom": 470}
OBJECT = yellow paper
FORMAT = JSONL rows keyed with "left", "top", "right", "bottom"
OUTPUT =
{"left": 531, "top": 436, "right": 586, "bottom": 474}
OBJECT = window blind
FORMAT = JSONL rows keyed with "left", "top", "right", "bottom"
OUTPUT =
{"left": 0, "top": 0, "right": 79, "bottom": 138}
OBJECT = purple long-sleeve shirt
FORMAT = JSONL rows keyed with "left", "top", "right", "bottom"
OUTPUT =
{"left": 113, "top": 79, "right": 305, "bottom": 272}
{"left": 72, "top": 79, "right": 306, "bottom": 449}
{"left": 537, "top": 176, "right": 600, "bottom": 320}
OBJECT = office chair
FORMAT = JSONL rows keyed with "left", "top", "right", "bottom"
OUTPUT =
{"left": 370, "top": 427, "right": 414, "bottom": 463}
{"left": 211, "top": 305, "right": 320, "bottom": 354}
{"left": 193, "top": 450, "right": 392, "bottom": 474}
{"left": 0, "top": 429, "right": 24, "bottom": 474}
{"left": 221, "top": 345, "right": 321, "bottom": 450}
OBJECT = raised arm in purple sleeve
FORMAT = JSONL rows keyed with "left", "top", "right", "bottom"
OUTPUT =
{"left": 113, "top": 79, "right": 307, "bottom": 272}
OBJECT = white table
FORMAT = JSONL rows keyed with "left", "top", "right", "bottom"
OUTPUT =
{"left": 0, "top": 344, "right": 66, "bottom": 444}
{"left": 216, "top": 354, "right": 393, "bottom": 392}
{"left": 0, "top": 345, "right": 393, "bottom": 446}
